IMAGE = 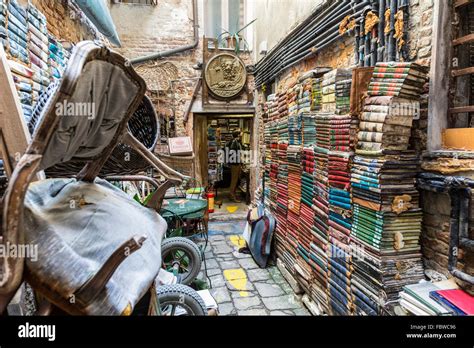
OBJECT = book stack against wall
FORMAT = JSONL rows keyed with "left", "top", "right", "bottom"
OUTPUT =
{"left": 48, "top": 35, "right": 69, "bottom": 81}
{"left": 298, "top": 79, "right": 312, "bottom": 116}
{"left": 368, "top": 62, "right": 428, "bottom": 99}
{"left": 27, "top": 2, "right": 50, "bottom": 111}
{"left": 4, "top": 0, "right": 29, "bottom": 66}
{"left": 263, "top": 95, "right": 275, "bottom": 209}
{"left": 2, "top": 0, "right": 34, "bottom": 123}
{"left": 207, "top": 123, "right": 220, "bottom": 184}
{"left": 350, "top": 62, "right": 427, "bottom": 316}
{"left": 288, "top": 85, "right": 301, "bottom": 146}
{"left": 269, "top": 95, "right": 279, "bottom": 216}
{"left": 311, "top": 116, "right": 330, "bottom": 313}
{"left": 311, "top": 77, "right": 323, "bottom": 112}
{"left": 288, "top": 144, "right": 306, "bottom": 283}
{"left": 300, "top": 111, "right": 317, "bottom": 291}
{"left": 310, "top": 70, "right": 344, "bottom": 313}
{"left": 322, "top": 70, "right": 354, "bottom": 316}
{"left": 321, "top": 69, "right": 351, "bottom": 113}
{"left": 0, "top": 0, "right": 6, "bottom": 48}
{"left": 275, "top": 91, "right": 291, "bottom": 268}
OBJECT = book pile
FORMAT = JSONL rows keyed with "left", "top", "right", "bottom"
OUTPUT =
{"left": 300, "top": 147, "right": 315, "bottom": 240}
{"left": 429, "top": 289, "right": 474, "bottom": 316}
{"left": 288, "top": 145, "right": 307, "bottom": 283}
{"left": 2, "top": 0, "right": 34, "bottom": 123}
{"left": 207, "top": 126, "right": 219, "bottom": 184}
{"left": 277, "top": 92, "right": 289, "bottom": 144}
{"left": 310, "top": 114, "right": 331, "bottom": 313}
{"left": 275, "top": 91, "right": 291, "bottom": 268}
{"left": 302, "top": 112, "right": 316, "bottom": 146}
{"left": 263, "top": 96, "right": 274, "bottom": 209}
{"left": 27, "top": 3, "right": 50, "bottom": 109}
{"left": 5, "top": 0, "right": 29, "bottom": 65}
{"left": 288, "top": 92, "right": 302, "bottom": 146}
{"left": 288, "top": 85, "right": 298, "bottom": 117}
{"left": 350, "top": 153, "right": 425, "bottom": 314}
{"left": 298, "top": 79, "right": 312, "bottom": 116}
{"left": 0, "top": 0, "right": 5, "bottom": 47}
{"left": 399, "top": 281, "right": 457, "bottom": 316}
{"left": 357, "top": 96, "right": 419, "bottom": 153}
{"left": 268, "top": 95, "right": 279, "bottom": 214}
{"left": 368, "top": 62, "right": 428, "bottom": 99}
{"left": 311, "top": 77, "right": 323, "bottom": 112}
{"left": 324, "top": 74, "right": 354, "bottom": 315}
{"left": 321, "top": 69, "right": 352, "bottom": 113}
{"left": 350, "top": 62, "right": 427, "bottom": 315}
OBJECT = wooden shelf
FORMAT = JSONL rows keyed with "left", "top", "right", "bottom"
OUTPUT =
{"left": 452, "top": 66, "right": 474, "bottom": 77}
{"left": 455, "top": 0, "right": 473, "bottom": 8}
{"left": 450, "top": 105, "right": 474, "bottom": 114}
{"left": 453, "top": 33, "right": 474, "bottom": 46}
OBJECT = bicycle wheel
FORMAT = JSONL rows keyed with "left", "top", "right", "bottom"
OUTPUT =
{"left": 161, "top": 237, "right": 202, "bottom": 285}
{"left": 156, "top": 284, "right": 207, "bottom": 316}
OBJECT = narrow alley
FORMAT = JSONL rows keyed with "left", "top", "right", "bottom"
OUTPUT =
{"left": 197, "top": 220, "right": 310, "bottom": 316}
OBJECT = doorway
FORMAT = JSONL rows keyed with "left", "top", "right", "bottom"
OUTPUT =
{"left": 194, "top": 114, "right": 253, "bottom": 217}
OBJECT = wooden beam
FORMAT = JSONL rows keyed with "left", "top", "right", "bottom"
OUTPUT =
{"left": 452, "top": 66, "right": 474, "bottom": 77}
{"left": 0, "top": 44, "right": 31, "bottom": 173}
{"left": 428, "top": 0, "right": 454, "bottom": 152}
{"left": 450, "top": 105, "right": 474, "bottom": 114}
{"left": 453, "top": 33, "right": 474, "bottom": 46}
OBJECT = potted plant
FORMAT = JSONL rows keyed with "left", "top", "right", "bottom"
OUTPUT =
{"left": 218, "top": 18, "right": 257, "bottom": 54}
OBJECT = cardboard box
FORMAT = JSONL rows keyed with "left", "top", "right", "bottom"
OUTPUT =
{"left": 442, "top": 128, "right": 474, "bottom": 151}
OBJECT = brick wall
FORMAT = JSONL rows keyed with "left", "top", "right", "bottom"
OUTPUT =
{"left": 422, "top": 190, "right": 474, "bottom": 294}
{"left": 110, "top": 0, "right": 202, "bottom": 137}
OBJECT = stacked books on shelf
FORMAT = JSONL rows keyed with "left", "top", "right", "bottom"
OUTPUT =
{"left": 368, "top": 62, "right": 428, "bottom": 99}
{"left": 350, "top": 62, "right": 427, "bottom": 316}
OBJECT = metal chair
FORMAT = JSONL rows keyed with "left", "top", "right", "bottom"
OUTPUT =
{"left": 0, "top": 41, "right": 190, "bottom": 315}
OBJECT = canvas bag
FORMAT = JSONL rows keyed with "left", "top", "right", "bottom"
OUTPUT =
{"left": 246, "top": 203, "right": 276, "bottom": 268}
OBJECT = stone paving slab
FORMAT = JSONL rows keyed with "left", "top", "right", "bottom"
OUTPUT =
{"left": 233, "top": 296, "right": 263, "bottom": 310}
{"left": 246, "top": 269, "right": 272, "bottom": 282}
{"left": 262, "top": 295, "right": 302, "bottom": 310}
{"left": 254, "top": 282, "right": 285, "bottom": 297}
{"left": 238, "top": 309, "right": 268, "bottom": 316}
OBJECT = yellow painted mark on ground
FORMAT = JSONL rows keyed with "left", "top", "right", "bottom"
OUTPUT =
{"left": 223, "top": 268, "right": 249, "bottom": 297}
{"left": 229, "top": 235, "right": 246, "bottom": 248}
{"left": 226, "top": 206, "right": 239, "bottom": 213}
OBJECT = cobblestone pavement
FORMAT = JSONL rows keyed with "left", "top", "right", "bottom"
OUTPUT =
{"left": 195, "top": 220, "right": 310, "bottom": 316}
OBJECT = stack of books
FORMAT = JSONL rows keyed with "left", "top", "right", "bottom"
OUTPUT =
{"left": 368, "top": 62, "right": 428, "bottom": 99}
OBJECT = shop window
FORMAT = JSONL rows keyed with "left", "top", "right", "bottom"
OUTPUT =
{"left": 204, "top": 0, "right": 247, "bottom": 48}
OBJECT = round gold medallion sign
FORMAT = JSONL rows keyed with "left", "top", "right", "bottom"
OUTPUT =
{"left": 204, "top": 53, "right": 247, "bottom": 99}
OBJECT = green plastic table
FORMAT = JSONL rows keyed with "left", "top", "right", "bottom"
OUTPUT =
{"left": 161, "top": 198, "right": 208, "bottom": 219}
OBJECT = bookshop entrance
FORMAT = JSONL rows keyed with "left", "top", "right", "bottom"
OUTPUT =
{"left": 194, "top": 114, "right": 254, "bottom": 212}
